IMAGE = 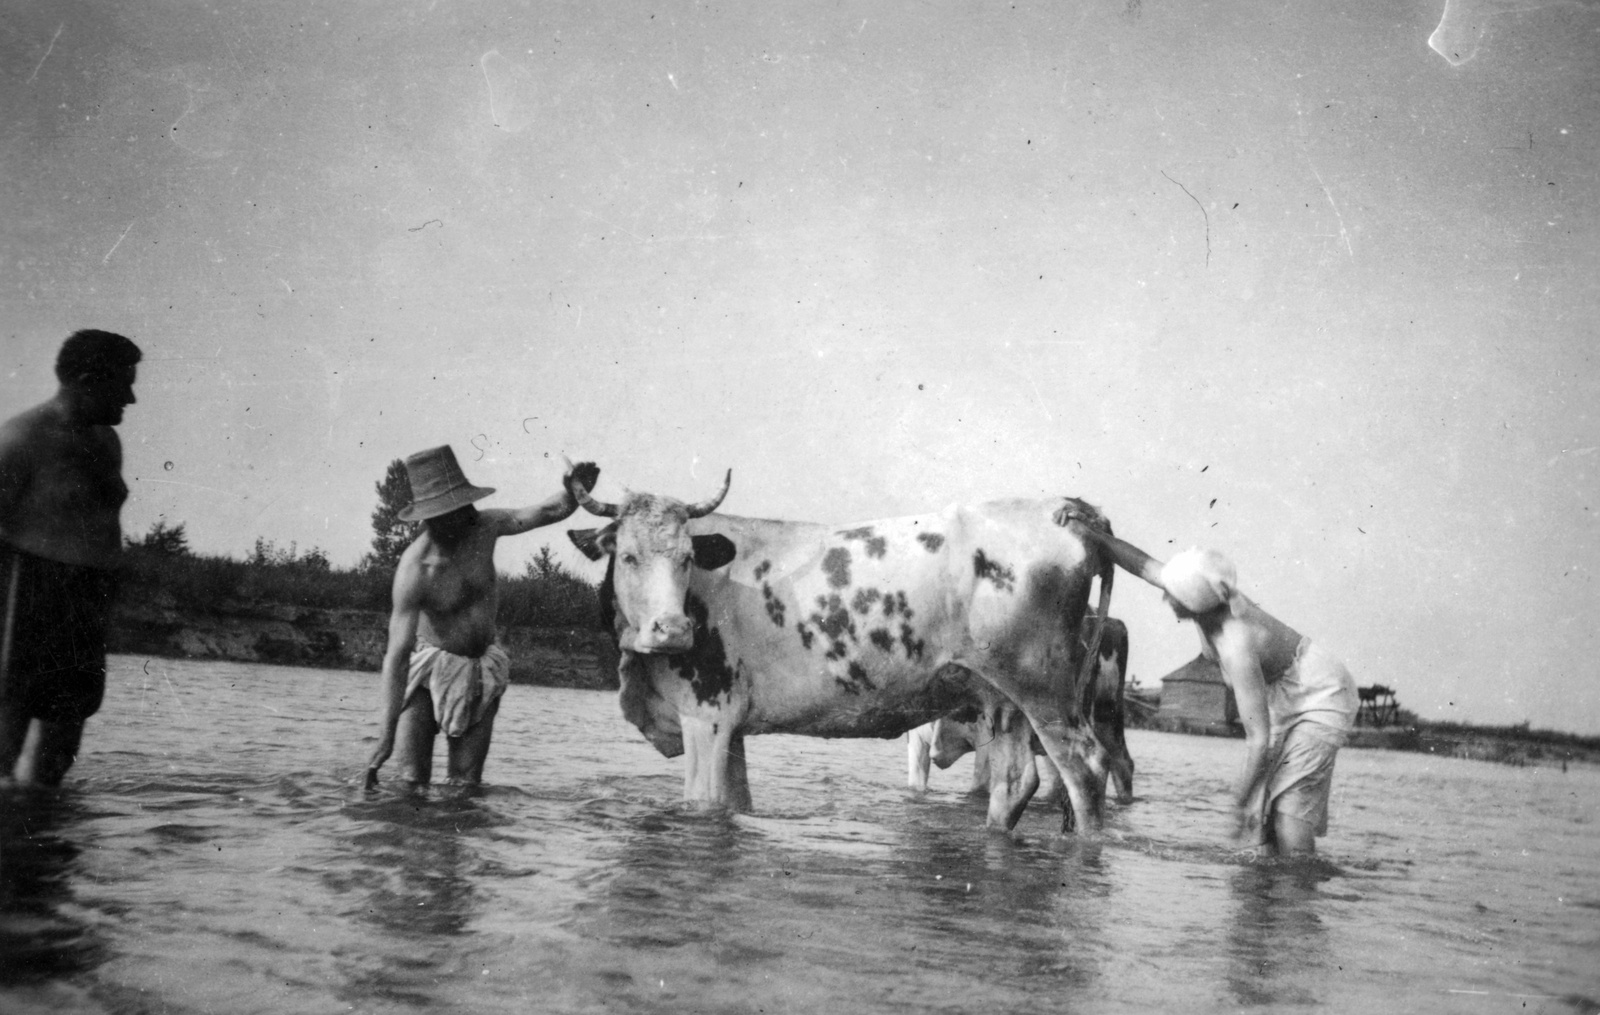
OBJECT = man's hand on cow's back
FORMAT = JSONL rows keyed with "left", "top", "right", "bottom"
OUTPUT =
{"left": 1052, "top": 497, "right": 1109, "bottom": 533}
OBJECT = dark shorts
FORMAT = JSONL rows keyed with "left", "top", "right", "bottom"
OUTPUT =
{"left": 0, "top": 545, "right": 119, "bottom": 724}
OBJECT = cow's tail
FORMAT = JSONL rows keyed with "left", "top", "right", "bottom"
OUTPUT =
{"left": 1065, "top": 512, "right": 1115, "bottom": 829}
{"left": 1073, "top": 513, "right": 1115, "bottom": 723}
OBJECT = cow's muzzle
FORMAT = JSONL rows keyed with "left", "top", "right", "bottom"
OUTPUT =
{"left": 632, "top": 614, "right": 696, "bottom": 653}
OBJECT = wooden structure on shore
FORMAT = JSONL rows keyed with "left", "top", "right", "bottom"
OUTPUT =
{"left": 1158, "top": 654, "right": 1236, "bottom": 729}
{"left": 1357, "top": 684, "right": 1399, "bottom": 727}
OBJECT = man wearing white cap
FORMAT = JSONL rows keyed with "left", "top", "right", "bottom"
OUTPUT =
{"left": 364, "top": 446, "right": 599, "bottom": 788}
{"left": 1055, "top": 505, "right": 1358, "bottom": 855}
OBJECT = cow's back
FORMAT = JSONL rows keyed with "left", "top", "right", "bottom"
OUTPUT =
{"left": 657, "top": 500, "right": 1100, "bottom": 739}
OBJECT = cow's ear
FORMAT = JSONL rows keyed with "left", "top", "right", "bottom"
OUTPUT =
{"left": 568, "top": 524, "right": 617, "bottom": 561}
{"left": 691, "top": 533, "right": 737, "bottom": 571}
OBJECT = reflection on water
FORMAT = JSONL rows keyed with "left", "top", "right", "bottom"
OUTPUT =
{"left": 0, "top": 792, "right": 104, "bottom": 984}
{"left": 1224, "top": 860, "right": 1338, "bottom": 1007}
{"left": 340, "top": 789, "right": 495, "bottom": 938}
{"left": 0, "top": 658, "right": 1595, "bottom": 1015}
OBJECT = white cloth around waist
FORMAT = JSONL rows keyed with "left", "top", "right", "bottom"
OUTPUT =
{"left": 404, "top": 639, "right": 510, "bottom": 737}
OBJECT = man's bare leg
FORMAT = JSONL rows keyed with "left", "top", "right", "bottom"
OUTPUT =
{"left": 1273, "top": 811, "right": 1316, "bottom": 857}
{"left": 14, "top": 720, "right": 84, "bottom": 787}
{"left": 0, "top": 706, "right": 31, "bottom": 782}
{"left": 445, "top": 697, "right": 499, "bottom": 785}
{"left": 392, "top": 693, "right": 437, "bottom": 784}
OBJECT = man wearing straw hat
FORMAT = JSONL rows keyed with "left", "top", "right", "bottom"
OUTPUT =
{"left": 1054, "top": 505, "right": 1358, "bottom": 856}
{"left": 364, "top": 446, "right": 599, "bottom": 788}
{"left": 0, "top": 330, "right": 142, "bottom": 788}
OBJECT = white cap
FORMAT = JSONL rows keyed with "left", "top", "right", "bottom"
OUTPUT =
{"left": 1159, "top": 547, "right": 1238, "bottom": 614}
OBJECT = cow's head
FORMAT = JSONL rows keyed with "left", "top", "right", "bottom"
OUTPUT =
{"left": 566, "top": 471, "right": 738, "bottom": 653}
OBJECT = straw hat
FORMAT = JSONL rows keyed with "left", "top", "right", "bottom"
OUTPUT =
{"left": 398, "top": 445, "right": 495, "bottom": 522}
{"left": 1159, "top": 547, "right": 1238, "bottom": 614}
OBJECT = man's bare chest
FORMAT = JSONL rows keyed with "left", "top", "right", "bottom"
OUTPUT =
{"left": 417, "top": 541, "right": 498, "bottom": 613}
{"left": 32, "top": 432, "right": 126, "bottom": 509}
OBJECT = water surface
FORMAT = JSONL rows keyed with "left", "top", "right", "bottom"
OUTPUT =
{"left": 2, "top": 657, "right": 1596, "bottom": 1014}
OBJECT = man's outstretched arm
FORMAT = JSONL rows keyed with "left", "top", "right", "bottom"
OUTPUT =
{"left": 1052, "top": 503, "right": 1166, "bottom": 587}
{"left": 489, "top": 460, "right": 600, "bottom": 536}
{"left": 365, "top": 562, "right": 423, "bottom": 787}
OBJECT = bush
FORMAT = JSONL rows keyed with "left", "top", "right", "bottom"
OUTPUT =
{"left": 497, "top": 549, "right": 599, "bottom": 629}
{"left": 118, "top": 536, "right": 595, "bottom": 627}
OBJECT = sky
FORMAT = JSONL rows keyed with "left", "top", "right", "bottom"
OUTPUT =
{"left": 2, "top": 0, "right": 1597, "bottom": 733}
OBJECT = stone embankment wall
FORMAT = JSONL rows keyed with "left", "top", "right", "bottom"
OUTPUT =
{"left": 107, "top": 594, "right": 619, "bottom": 690}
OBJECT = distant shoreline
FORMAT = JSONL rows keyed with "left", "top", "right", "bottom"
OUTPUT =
{"left": 108, "top": 606, "right": 1598, "bottom": 770}
{"left": 1129, "top": 712, "right": 1600, "bottom": 768}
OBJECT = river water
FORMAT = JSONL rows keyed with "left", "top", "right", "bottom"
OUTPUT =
{"left": 1, "top": 657, "right": 1596, "bottom": 1014}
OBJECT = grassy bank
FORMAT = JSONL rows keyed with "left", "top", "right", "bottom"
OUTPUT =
{"left": 109, "top": 542, "right": 615, "bottom": 687}
{"left": 1126, "top": 697, "right": 1600, "bottom": 767}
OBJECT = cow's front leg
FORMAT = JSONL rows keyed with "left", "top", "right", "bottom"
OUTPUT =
{"left": 724, "top": 731, "right": 752, "bottom": 812}
{"left": 969, "top": 735, "right": 992, "bottom": 796}
{"left": 679, "top": 713, "right": 752, "bottom": 812}
{"left": 982, "top": 703, "right": 1040, "bottom": 830}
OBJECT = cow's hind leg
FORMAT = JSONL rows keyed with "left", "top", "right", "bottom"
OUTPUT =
{"left": 1025, "top": 715, "right": 1109, "bottom": 833}
{"left": 1034, "top": 751, "right": 1065, "bottom": 808}
{"left": 982, "top": 701, "right": 1040, "bottom": 830}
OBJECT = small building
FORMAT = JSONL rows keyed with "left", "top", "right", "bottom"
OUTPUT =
{"left": 1159, "top": 654, "right": 1237, "bottom": 728}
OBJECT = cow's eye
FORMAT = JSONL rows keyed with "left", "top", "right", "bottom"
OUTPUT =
{"left": 622, "top": 553, "right": 639, "bottom": 567}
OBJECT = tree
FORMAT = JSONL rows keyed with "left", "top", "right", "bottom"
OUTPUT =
{"left": 525, "top": 544, "right": 569, "bottom": 581}
{"left": 367, "top": 458, "right": 420, "bottom": 569}
{"left": 250, "top": 537, "right": 332, "bottom": 571}
{"left": 127, "top": 518, "right": 190, "bottom": 556}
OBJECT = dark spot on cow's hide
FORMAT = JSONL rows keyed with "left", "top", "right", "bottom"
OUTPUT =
{"left": 916, "top": 532, "right": 945, "bottom": 553}
{"left": 666, "top": 592, "right": 738, "bottom": 706}
{"left": 837, "top": 660, "right": 875, "bottom": 694}
{"left": 823, "top": 547, "right": 852, "bottom": 589}
{"left": 868, "top": 628, "right": 894, "bottom": 652}
{"left": 839, "top": 525, "right": 888, "bottom": 559}
{"left": 796, "top": 622, "right": 815, "bottom": 650}
{"left": 762, "top": 582, "right": 785, "bottom": 627}
{"left": 972, "top": 549, "right": 1016, "bottom": 593}
{"left": 808, "top": 592, "right": 857, "bottom": 661}
{"left": 881, "top": 590, "right": 914, "bottom": 621}
{"left": 754, "top": 559, "right": 772, "bottom": 581}
{"left": 899, "top": 622, "right": 926, "bottom": 660}
{"left": 812, "top": 595, "right": 852, "bottom": 639}
{"left": 851, "top": 587, "right": 882, "bottom": 614}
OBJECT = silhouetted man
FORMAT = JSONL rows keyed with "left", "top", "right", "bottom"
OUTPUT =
{"left": 0, "top": 330, "right": 141, "bottom": 787}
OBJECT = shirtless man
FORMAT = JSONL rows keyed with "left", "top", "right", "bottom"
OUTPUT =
{"left": 364, "top": 445, "right": 599, "bottom": 787}
{"left": 1055, "top": 505, "right": 1357, "bottom": 855}
{"left": 0, "top": 330, "right": 142, "bottom": 787}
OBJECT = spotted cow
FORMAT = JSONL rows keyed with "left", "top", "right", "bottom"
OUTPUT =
{"left": 905, "top": 614, "right": 1135, "bottom": 811}
{"left": 566, "top": 473, "right": 1117, "bottom": 831}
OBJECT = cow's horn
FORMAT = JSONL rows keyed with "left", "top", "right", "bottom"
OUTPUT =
{"left": 571, "top": 477, "right": 619, "bottom": 518}
{"left": 684, "top": 469, "right": 732, "bottom": 518}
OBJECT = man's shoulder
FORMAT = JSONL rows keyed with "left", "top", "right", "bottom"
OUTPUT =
{"left": 0, "top": 401, "right": 60, "bottom": 445}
